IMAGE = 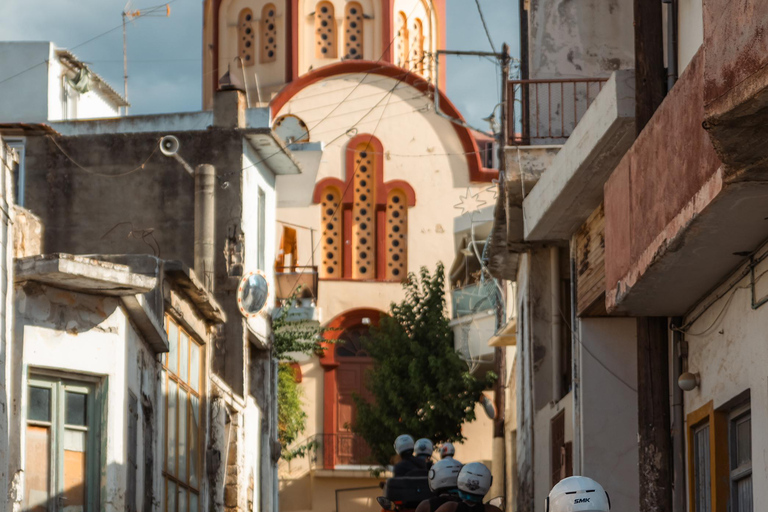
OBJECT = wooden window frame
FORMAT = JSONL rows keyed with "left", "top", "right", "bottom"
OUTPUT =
{"left": 728, "top": 404, "right": 752, "bottom": 512}
{"left": 25, "top": 374, "right": 100, "bottom": 511}
{"left": 163, "top": 315, "right": 205, "bottom": 512}
{"left": 687, "top": 401, "right": 729, "bottom": 512}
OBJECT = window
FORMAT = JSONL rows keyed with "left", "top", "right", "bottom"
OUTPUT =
{"left": 320, "top": 187, "right": 342, "bottom": 279}
{"left": 687, "top": 397, "right": 753, "bottom": 512}
{"left": 258, "top": 187, "right": 266, "bottom": 271}
{"left": 5, "top": 138, "right": 25, "bottom": 206}
{"left": 313, "top": 135, "right": 414, "bottom": 281}
{"left": 238, "top": 9, "right": 256, "bottom": 67}
{"left": 164, "top": 316, "right": 203, "bottom": 512}
{"left": 729, "top": 407, "right": 752, "bottom": 512}
{"left": 410, "top": 18, "right": 424, "bottom": 74}
{"left": 25, "top": 375, "right": 98, "bottom": 512}
{"left": 343, "top": 2, "right": 363, "bottom": 60}
{"left": 261, "top": 4, "right": 277, "bottom": 63}
{"left": 315, "top": 1, "right": 337, "bottom": 58}
{"left": 396, "top": 11, "right": 409, "bottom": 68}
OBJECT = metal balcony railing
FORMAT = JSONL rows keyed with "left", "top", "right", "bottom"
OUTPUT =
{"left": 451, "top": 281, "right": 500, "bottom": 320}
{"left": 508, "top": 77, "right": 608, "bottom": 145}
{"left": 288, "top": 433, "right": 376, "bottom": 470}
{"left": 275, "top": 265, "right": 318, "bottom": 301}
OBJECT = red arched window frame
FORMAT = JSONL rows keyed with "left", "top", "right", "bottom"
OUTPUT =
{"left": 312, "top": 134, "right": 416, "bottom": 281}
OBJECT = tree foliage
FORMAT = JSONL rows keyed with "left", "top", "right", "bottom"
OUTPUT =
{"left": 352, "top": 263, "right": 496, "bottom": 466}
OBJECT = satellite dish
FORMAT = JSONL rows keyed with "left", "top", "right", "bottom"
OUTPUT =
{"left": 237, "top": 270, "right": 270, "bottom": 318}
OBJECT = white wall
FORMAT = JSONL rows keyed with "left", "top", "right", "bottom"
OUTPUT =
{"left": 578, "top": 317, "right": 639, "bottom": 512}
{"left": 683, "top": 254, "right": 768, "bottom": 510}
{"left": 0, "top": 140, "right": 14, "bottom": 512}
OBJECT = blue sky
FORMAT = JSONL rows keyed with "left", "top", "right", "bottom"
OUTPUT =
{"left": 0, "top": 0, "right": 518, "bottom": 127}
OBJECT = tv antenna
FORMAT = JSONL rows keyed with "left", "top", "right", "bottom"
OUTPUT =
{"left": 122, "top": 1, "right": 171, "bottom": 114}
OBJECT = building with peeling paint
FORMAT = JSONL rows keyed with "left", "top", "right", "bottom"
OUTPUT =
{"left": 489, "top": 0, "right": 765, "bottom": 511}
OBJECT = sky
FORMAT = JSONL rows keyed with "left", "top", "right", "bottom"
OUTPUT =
{"left": 0, "top": 0, "right": 518, "bottom": 128}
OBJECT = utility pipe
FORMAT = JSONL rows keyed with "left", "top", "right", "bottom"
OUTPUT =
{"left": 551, "top": 246, "right": 562, "bottom": 400}
{"left": 194, "top": 164, "right": 216, "bottom": 291}
{"left": 671, "top": 318, "right": 686, "bottom": 512}
{"left": 663, "top": 0, "right": 678, "bottom": 90}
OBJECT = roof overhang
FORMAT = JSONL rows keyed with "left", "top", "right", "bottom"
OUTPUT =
{"left": 244, "top": 128, "right": 302, "bottom": 175}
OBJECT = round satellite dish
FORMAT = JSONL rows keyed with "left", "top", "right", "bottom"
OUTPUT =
{"left": 274, "top": 114, "right": 310, "bottom": 144}
{"left": 237, "top": 270, "right": 270, "bottom": 318}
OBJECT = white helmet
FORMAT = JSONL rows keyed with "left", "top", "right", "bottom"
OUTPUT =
{"left": 428, "top": 458, "right": 463, "bottom": 492}
{"left": 414, "top": 438, "right": 434, "bottom": 457}
{"left": 440, "top": 442, "right": 455, "bottom": 459}
{"left": 545, "top": 476, "right": 611, "bottom": 512}
{"left": 394, "top": 434, "right": 414, "bottom": 455}
{"left": 457, "top": 462, "right": 492, "bottom": 498}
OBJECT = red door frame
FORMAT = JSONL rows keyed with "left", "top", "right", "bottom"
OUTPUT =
{"left": 319, "top": 308, "right": 384, "bottom": 469}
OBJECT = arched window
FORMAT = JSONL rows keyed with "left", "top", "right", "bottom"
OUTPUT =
{"left": 313, "top": 135, "right": 415, "bottom": 281}
{"left": 344, "top": 2, "right": 364, "bottom": 60}
{"left": 385, "top": 189, "right": 407, "bottom": 279}
{"left": 352, "top": 142, "right": 376, "bottom": 279}
{"left": 315, "top": 1, "right": 337, "bottom": 59}
{"left": 238, "top": 9, "right": 256, "bottom": 67}
{"left": 260, "top": 4, "right": 277, "bottom": 63}
{"left": 321, "top": 187, "right": 342, "bottom": 279}
{"left": 396, "top": 11, "right": 409, "bottom": 69}
{"left": 410, "top": 18, "right": 424, "bottom": 75}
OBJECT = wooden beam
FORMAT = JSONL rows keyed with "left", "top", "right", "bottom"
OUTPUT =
{"left": 637, "top": 317, "right": 672, "bottom": 512}
{"left": 634, "top": 0, "right": 666, "bottom": 134}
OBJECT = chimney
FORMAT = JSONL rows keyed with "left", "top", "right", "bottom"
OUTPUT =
{"left": 214, "top": 70, "right": 247, "bottom": 128}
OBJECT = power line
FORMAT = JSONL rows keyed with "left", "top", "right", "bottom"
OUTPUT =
{"left": 474, "top": 0, "right": 497, "bottom": 54}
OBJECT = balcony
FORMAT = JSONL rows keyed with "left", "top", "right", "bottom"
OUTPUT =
{"left": 274, "top": 265, "right": 320, "bottom": 323}
{"left": 508, "top": 77, "right": 608, "bottom": 146}
{"left": 450, "top": 281, "right": 500, "bottom": 374}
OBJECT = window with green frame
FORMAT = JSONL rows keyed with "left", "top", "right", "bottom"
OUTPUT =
{"left": 25, "top": 375, "right": 99, "bottom": 512}
{"left": 163, "top": 315, "right": 203, "bottom": 512}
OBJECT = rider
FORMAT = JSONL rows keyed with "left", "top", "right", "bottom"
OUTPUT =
{"left": 545, "top": 476, "right": 611, "bottom": 512}
{"left": 439, "top": 442, "right": 455, "bottom": 459}
{"left": 393, "top": 435, "right": 420, "bottom": 477}
{"left": 433, "top": 462, "right": 500, "bottom": 512}
{"left": 414, "top": 438, "right": 434, "bottom": 468}
{"left": 415, "top": 458, "right": 463, "bottom": 512}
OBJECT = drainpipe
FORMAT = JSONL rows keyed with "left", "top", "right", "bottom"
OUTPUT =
{"left": 663, "top": 0, "right": 678, "bottom": 90}
{"left": 569, "top": 247, "right": 581, "bottom": 475}
{"left": 195, "top": 164, "right": 216, "bottom": 291}
{"left": 671, "top": 318, "right": 686, "bottom": 512}
{"left": 550, "top": 246, "right": 562, "bottom": 400}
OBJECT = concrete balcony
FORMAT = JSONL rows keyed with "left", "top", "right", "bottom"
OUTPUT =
{"left": 273, "top": 266, "right": 321, "bottom": 323}
{"left": 603, "top": 50, "right": 768, "bottom": 315}
{"left": 523, "top": 70, "right": 636, "bottom": 241}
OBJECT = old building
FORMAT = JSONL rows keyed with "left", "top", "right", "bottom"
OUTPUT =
{"left": 490, "top": 0, "right": 764, "bottom": 511}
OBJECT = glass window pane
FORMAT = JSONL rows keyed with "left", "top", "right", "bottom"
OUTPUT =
{"left": 28, "top": 386, "right": 51, "bottom": 422}
{"left": 167, "top": 380, "right": 177, "bottom": 475}
{"left": 63, "top": 429, "right": 87, "bottom": 511}
{"left": 167, "top": 480, "right": 177, "bottom": 512}
{"left": 168, "top": 321, "right": 179, "bottom": 373}
{"left": 190, "top": 492, "right": 199, "bottom": 512}
{"left": 736, "top": 416, "right": 751, "bottom": 468}
{"left": 178, "top": 487, "right": 187, "bottom": 512}
{"left": 694, "top": 424, "right": 711, "bottom": 512}
{"left": 24, "top": 425, "right": 50, "bottom": 512}
{"left": 189, "top": 395, "right": 200, "bottom": 488}
{"left": 736, "top": 476, "right": 753, "bottom": 512}
{"left": 178, "top": 389, "right": 188, "bottom": 482}
{"left": 65, "top": 391, "right": 88, "bottom": 426}
{"left": 179, "top": 331, "right": 189, "bottom": 383}
{"left": 189, "top": 342, "right": 200, "bottom": 392}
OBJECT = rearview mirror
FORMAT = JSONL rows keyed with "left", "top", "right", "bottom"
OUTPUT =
{"left": 377, "top": 497, "right": 395, "bottom": 510}
{"left": 487, "top": 497, "right": 504, "bottom": 510}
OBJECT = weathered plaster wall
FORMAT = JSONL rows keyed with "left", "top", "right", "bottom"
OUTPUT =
{"left": 11, "top": 284, "right": 164, "bottom": 512}
{"left": 0, "top": 141, "right": 13, "bottom": 512}
{"left": 527, "top": 0, "right": 634, "bottom": 79}
{"left": 683, "top": 256, "right": 768, "bottom": 509}
{"left": 578, "top": 317, "right": 639, "bottom": 512}
{"left": 604, "top": 50, "right": 720, "bottom": 296}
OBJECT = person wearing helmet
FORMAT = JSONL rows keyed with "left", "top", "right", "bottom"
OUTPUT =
{"left": 414, "top": 438, "right": 434, "bottom": 466}
{"left": 440, "top": 442, "right": 455, "bottom": 459}
{"left": 434, "top": 462, "right": 501, "bottom": 512}
{"left": 393, "top": 434, "right": 420, "bottom": 477}
{"left": 545, "top": 476, "right": 611, "bottom": 512}
{"left": 415, "top": 458, "right": 463, "bottom": 512}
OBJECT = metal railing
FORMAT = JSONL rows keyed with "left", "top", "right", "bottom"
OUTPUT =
{"left": 451, "top": 281, "right": 500, "bottom": 320}
{"left": 508, "top": 77, "right": 608, "bottom": 145}
{"left": 275, "top": 265, "right": 318, "bottom": 301}
{"left": 314, "top": 432, "right": 376, "bottom": 469}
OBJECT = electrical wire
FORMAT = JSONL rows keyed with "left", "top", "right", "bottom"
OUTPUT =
{"left": 47, "top": 135, "right": 161, "bottom": 177}
{"left": 473, "top": 0, "right": 497, "bottom": 54}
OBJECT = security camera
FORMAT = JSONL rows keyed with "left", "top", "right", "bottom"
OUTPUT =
{"left": 159, "top": 135, "right": 180, "bottom": 156}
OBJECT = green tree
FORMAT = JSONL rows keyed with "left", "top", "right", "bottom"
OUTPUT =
{"left": 352, "top": 263, "right": 496, "bottom": 466}
{"left": 272, "top": 292, "right": 327, "bottom": 460}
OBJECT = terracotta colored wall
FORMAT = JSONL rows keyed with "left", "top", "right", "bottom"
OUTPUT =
{"left": 604, "top": 50, "right": 721, "bottom": 291}
{"left": 703, "top": 0, "right": 768, "bottom": 106}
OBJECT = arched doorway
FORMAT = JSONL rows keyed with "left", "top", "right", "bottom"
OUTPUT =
{"left": 320, "top": 308, "right": 383, "bottom": 468}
